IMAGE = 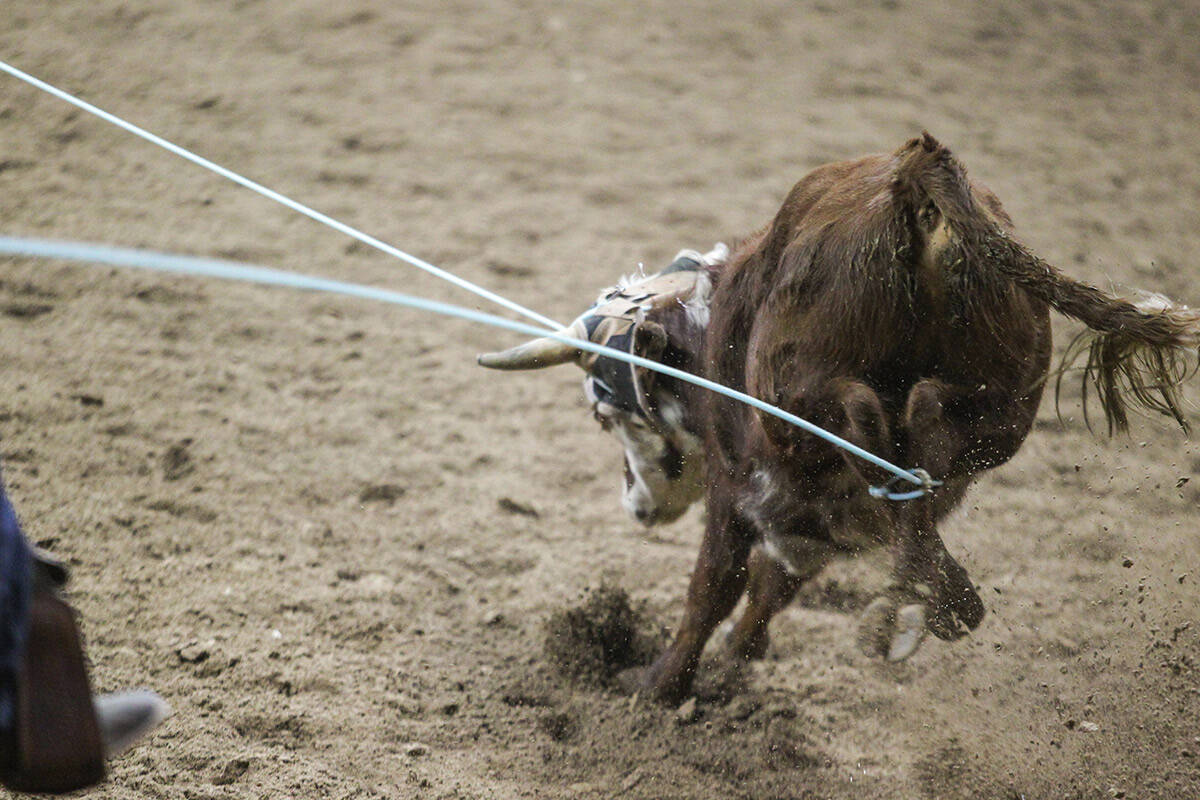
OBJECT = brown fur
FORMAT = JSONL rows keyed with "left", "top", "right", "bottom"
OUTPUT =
{"left": 637, "top": 133, "right": 1200, "bottom": 705}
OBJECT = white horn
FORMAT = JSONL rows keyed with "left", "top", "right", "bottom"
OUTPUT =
{"left": 476, "top": 318, "right": 589, "bottom": 370}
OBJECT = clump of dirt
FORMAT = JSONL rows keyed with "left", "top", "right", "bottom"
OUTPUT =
{"left": 543, "top": 584, "right": 662, "bottom": 686}
{"left": 794, "top": 577, "right": 872, "bottom": 613}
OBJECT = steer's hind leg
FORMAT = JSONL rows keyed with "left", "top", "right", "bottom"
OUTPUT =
{"left": 860, "top": 496, "right": 985, "bottom": 660}
{"left": 856, "top": 378, "right": 1032, "bottom": 660}
{"left": 902, "top": 378, "right": 1040, "bottom": 481}
{"left": 763, "top": 375, "right": 896, "bottom": 490}
{"left": 639, "top": 489, "right": 755, "bottom": 706}
{"left": 895, "top": 498, "right": 985, "bottom": 641}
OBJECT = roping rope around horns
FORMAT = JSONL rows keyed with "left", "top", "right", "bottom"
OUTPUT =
{"left": 0, "top": 60, "right": 939, "bottom": 500}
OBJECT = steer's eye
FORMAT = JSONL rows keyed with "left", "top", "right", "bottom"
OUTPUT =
{"left": 660, "top": 440, "right": 685, "bottom": 479}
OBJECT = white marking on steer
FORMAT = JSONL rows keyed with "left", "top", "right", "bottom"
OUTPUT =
{"left": 609, "top": 406, "right": 703, "bottom": 526}
{"left": 682, "top": 271, "right": 713, "bottom": 329}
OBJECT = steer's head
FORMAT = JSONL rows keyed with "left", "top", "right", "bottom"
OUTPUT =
{"left": 478, "top": 245, "right": 725, "bottom": 526}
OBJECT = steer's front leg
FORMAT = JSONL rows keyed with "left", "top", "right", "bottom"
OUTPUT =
{"left": 640, "top": 490, "right": 754, "bottom": 706}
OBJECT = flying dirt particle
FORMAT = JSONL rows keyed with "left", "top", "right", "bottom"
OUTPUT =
{"left": 543, "top": 584, "right": 661, "bottom": 686}
{"left": 1122, "top": 557, "right": 1134, "bottom": 568}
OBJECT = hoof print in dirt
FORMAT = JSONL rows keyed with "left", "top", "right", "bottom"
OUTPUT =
{"left": 358, "top": 483, "right": 406, "bottom": 504}
{"left": 763, "top": 719, "right": 825, "bottom": 771}
{"left": 537, "top": 710, "right": 579, "bottom": 742}
{"left": 543, "top": 584, "right": 662, "bottom": 688}
{"left": 160, "top": 438, "right": 196, "bottom": 481}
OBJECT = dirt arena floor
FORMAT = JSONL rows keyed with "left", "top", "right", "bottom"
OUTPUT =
{"left": 3, "top": 1, "right": 1200, "bottom": 797}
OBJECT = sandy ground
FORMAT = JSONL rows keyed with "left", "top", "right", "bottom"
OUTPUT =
{"left": 2, "top": 1, "right": 1200, "bottom": 797}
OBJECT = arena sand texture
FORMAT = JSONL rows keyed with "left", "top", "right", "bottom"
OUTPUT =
{"left": 1, "top": 1, "right": 1199, "bottom": 798}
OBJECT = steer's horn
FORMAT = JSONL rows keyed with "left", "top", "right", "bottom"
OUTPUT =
{"left": 477, "top": 318, "right": 590, "bottom": 370}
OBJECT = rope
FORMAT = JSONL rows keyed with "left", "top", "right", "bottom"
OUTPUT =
{"left": 0, "top": 236, "right": 936, "bottom": 499}
{"left": 0, "top": 59, "right": 562, "bottom": 331}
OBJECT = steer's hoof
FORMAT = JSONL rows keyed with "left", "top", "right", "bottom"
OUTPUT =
{"left": 614, "top": 666, "right": 689, "bottom": 708}
{"left": 888, "top": 603, "right": 929, "bottom": 661}
{"left": 925, "top": 576, "right": 986, "bottom": 642}
{"left": 858, "top": 595, "right": 928, "bottom": 661}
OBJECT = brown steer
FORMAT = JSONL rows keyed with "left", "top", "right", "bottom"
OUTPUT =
{"left": 635, "top": 133, "right": 1199, "bottom": 704}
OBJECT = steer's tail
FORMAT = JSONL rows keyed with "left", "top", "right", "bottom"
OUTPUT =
{"left": 996, "top": 244, "right": 1200, "bottom": 433}
{"left": 898, "top": 132, "right": 1200, "bottom": 433}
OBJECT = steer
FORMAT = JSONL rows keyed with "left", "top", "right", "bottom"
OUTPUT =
{"left": 482, "top": 134, "right": 1199, "bottom": 706}
{"left": 635, "top": 133, "right": 1200, "bottom": 704}
{"left": 479, "top": 244, "right": 726, "bottom": 525}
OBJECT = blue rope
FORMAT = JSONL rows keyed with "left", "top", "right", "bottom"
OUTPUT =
{"left": 0, "top": 236, "right": 937, "bottom": 499}
{"left": 0, "top": 59, "right": 562, "bottom": 332}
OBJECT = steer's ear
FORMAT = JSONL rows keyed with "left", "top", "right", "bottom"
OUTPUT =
{"left": 631, "top": 318, "right": 669, "bottom": 419}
